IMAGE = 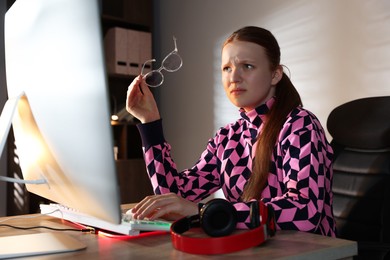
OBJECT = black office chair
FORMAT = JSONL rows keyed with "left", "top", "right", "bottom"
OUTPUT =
{"left": 327, "top": 96, "right": 390, "bottom": 260}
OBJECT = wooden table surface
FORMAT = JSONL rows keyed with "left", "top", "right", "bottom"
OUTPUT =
{"left": 0, "top": 209, "right": 357, "bottom": 259}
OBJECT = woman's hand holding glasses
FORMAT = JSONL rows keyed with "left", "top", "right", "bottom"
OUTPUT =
{"left": 126, "top": 36, "right": 182, "bottom": 123}
{"left": 126, "top": 75, "right": 161, "bottom": 124}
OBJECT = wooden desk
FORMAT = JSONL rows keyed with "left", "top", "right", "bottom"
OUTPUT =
{"left": 0, "top": 213, "right": 357, "bottom": 259}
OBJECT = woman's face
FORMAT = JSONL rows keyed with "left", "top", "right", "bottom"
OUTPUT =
{"left": 221, "top": 40, "right": 281, "bottom": 112}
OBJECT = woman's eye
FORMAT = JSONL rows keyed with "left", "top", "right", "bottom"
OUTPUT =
{"left": 222, "top": 66, "right": 231, "bottom": 72}
{"left": 244, "top": 64, "right": 254, "bottom": 69}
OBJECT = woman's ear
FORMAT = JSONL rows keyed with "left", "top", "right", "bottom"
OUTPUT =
{"left": 271, "top": 65, "right": 283, "bottom": 85}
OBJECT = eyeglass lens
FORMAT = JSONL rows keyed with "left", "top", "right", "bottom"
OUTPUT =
{"left": 144, "top": 72, "right": 163, "bottom": 87}
{"left": 162, "top": 52, "right": 182, "bottom": 72}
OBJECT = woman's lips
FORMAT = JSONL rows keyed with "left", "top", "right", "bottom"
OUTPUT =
{"left": 230, "top": 88, "right": 246, "bottom": 95}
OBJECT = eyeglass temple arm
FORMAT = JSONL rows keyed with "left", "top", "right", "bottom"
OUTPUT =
{"left": 141, "top": 59, "right": 156, "bottom": 75}
{"left": 173, "top": 36, "right": 178, "bottom": 52}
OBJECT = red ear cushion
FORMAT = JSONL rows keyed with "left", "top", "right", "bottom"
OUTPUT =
{"left": 200, "top": 199, "right": 237, "bottom": 237}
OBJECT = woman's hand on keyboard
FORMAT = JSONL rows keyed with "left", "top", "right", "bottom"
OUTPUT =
{"left": 130, "top": 193, "right": 198, "bottom": 221}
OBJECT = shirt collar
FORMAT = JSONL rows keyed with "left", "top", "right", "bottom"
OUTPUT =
{"left": 239, "top": 97, "right": 275, "bottom": 127}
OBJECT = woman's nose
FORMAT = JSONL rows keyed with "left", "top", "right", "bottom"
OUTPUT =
{"left": 230, "top": 68, "right": 241, "bottom": 83}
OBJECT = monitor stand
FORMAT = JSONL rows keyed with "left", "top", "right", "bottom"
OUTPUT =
{"left": 0, "top": 92, "right": 46, "bottom": 185}
{"left": 0, "top": 93, "right": 21, "bottom": 159}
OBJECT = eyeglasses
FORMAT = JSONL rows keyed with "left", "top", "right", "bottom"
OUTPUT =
{"left": 141, "top": 36, "right": 183, "bottom": 87}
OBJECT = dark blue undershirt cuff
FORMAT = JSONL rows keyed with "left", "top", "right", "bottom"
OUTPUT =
{"left": 136, "top": 119, "right": 166, "bottom": 149}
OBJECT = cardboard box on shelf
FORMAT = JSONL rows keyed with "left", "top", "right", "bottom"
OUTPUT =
{"left": 104, "top": 27, "right": 151, "bottom": 76}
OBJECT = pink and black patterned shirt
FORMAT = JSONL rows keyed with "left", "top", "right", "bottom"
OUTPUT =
{"left": 137, "top": 97, "right": 336, "bottom": 237}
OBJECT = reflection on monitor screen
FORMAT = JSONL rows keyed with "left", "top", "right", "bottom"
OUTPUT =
{"left": 3, "top": 0, "right": 121, "bottom": 223}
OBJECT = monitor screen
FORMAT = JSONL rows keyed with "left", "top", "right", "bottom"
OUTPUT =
{"left": 4, "top": 0, "right": 121, "bottom": 223}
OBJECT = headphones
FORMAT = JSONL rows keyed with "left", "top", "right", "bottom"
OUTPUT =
{"left": 170, "top": 199, "right": 276, "bottom": 255}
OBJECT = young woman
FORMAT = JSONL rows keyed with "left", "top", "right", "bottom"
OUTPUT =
{"left": 126, "top": 26, "right": 336, "bottom": 237}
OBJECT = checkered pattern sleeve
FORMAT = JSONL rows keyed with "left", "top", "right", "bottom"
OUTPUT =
{"left": 137, "top": 119, "right": 221, "bottom": 202}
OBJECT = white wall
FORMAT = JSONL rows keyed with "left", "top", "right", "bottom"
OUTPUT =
{"left": 152, "top": 0, "right": 390, "bottom": 174}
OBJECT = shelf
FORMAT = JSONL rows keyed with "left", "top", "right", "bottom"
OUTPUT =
{"left": 101, "top": 0, "right": 152, "bottom": 33}
{"left": 102, "top": 0, "right": 152, "bottom": 161}
{"left": 101, "top": 15, "right": 150, "bottom": 32}
{"left": 108, "top": 72, "right": 138, "bottom": 79}
{"left": 116, "top": 159, "right": 154, "bottom": 203}
{"left": 111, "top": 124, "right": 143, "bottom": 160}
{"left": 111, "top": 120, "right": 137, "bottom": 126}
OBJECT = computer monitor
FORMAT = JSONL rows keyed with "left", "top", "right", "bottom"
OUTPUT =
{"left": 2, "top": 0, "right": 122, "bottom": 224}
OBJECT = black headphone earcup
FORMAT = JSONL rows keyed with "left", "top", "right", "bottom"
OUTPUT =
{"left": 200, "top": 199, "right": 237, "bottom": 237}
